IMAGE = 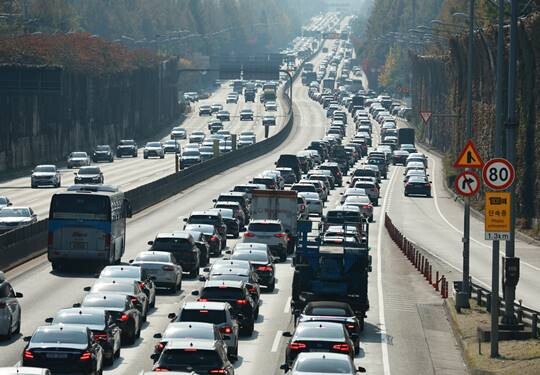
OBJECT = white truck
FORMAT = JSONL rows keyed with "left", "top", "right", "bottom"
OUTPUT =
{"left": 250, "top": 190, "right": 298, "bottom": 254}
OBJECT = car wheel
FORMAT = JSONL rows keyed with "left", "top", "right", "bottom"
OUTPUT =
{"left": 373, "top": 199, "right": 379, "bottom": 206}
{"left": 150, "top": 295, "right": 156, "bottom": 308}
{"left": 51, "top": 262, "right": 62, "bottom": 272}
{"left": 189, "top": 267, "right": 199, "bottom": 279}
{"left": 104, "top": 352, "right": 114, "bottom": 366}
{"left": 266, "top": 279, "right": 276, "bottom": 293}
{"left": 254, "top": 306, "right": 260, "bottom": 320}
{"left": 160, "top": 155, "right": 164, "bottom": 159}
{"left": 233, "top": 231, "right": 240, "bottom": 239}
{"left": 31, "top": 183, "right": 36, "bottom": 189}
{"left": 241, "top": 320, "right": 255, "bottom": 336}
{"left": 279, "top": 250, "right": 287, "bottom": 263}
{"left": 404, "top": 192, "right": 408, "bottom": 197}
{"left": 368, "top": 216, "right": 374, "bottom": 223}
{"left": 143, "top": 155, "right": 148, "bottom": 159}
{"left": 228, "top": 345, "right": 238, "bottom": 362}
{"left": 114, "top": 346, "right": 121, "bottom": 359}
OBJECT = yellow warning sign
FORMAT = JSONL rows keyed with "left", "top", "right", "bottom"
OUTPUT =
{"left": 454, "top": 139, "right": 484, "bottom": 168}
{"left": 485, "top": 191, "right": 511, "bottom": 234}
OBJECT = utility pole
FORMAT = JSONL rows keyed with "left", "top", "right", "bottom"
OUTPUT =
{"left": 456, "top": 0, "right": 474, "bottom": 311}
{"left": 502, "top": 0, "right": 519, "bottom": 327}
{"left": 490, "top": 0, "right": 505, "bottom": 358}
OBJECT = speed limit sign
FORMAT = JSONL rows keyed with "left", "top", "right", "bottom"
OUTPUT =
{"left": 482, "top": 158, "right": 515, "bottom": 190}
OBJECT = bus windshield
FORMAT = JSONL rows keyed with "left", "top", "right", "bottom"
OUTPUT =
{"left": 50, "top": 194, "right": 110, "bottom": 221}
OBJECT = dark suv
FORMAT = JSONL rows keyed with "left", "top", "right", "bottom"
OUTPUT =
{"left": 92, "top": 145, "right": 114, "bottom": 162}
{"left": 214, "top": 192, "right": 250, "bottom": 221}
{"left": 184, "top": 223, "right": 223, "bottom": 257}
{"left": 367, "top": 157, "right": 388, "bottom": 179}
{"left": 318, "top": 162, "right": 343, "bottom": 186}
{"left": 148, "top": 232, "right": 201, "bottom": 278}
{"left": 184, "top": 211, "right": 227, "bottom": 250}
{"left": 194, "top": 280, "right": 257, "bottom": 336}
{"left": 116, "top": 139, "right": 138, "bottom": 158}
{"left": 276, "top": 154, "right": 302, "bottom": 181}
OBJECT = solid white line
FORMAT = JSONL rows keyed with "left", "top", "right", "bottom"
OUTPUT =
{"left": 284, "top": 296, "right": 292, "bottom": 314}
{"left": 271, "top": 330, "right": 283, "bottom": 353}
{"left": 377, "top": 166, "right": 396, "bottom": 375}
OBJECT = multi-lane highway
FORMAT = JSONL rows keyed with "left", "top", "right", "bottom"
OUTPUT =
{"left": 0, "top": 25, "right": 470, "bottom": 374}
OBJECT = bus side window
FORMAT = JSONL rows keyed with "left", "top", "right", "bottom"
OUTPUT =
{"left": 124, "top": 199, "right": 132, "bottom": 218}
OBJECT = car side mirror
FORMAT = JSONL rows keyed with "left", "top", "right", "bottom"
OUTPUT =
{"left": 280, "top": 364, "right": 290, "bottom": 371}
{"left": 182, "top": 218, "right": 188, "bottom": 222}
{"left": 7, "top": 202, "right": 12, "bottom": 206}
{"left": 282, "top": 331, "right": 292, "bottom": 337}
{"left": 147, "top": 241, "right": 154, "bottom": 246}
{"left": 45, "top": 317, "right": 53, "bottom": 323}
{"left": 73, "top": 172, "right": 77, "bottom": 175}
{"left": 23, "top": 336, "right": 32, "bottom": 342}
{"left": 83, "top": 286, "right": 91, "bottom": 292}
{"left": 198, "top": 275, "right": 206, "bottom": 282}
{"left": 128, "top": 259, "right": 134, "bottom": 264}
{"left": 73, "top": 303, "right": 81, "bottom": 308}
{"left": 167, "top": 313, "right": 177, "bottom": 320}
{"left": 150, "top": 353, "right": 158, "bottom": 360}
{"left": 191, "top": 290, "right": 199, "bottom": 296}
{"left": 212, "top": 199, "right": 217, "bottom": 203}
{"left": 203, "top": 267, "right": 210, "bottom": 272}
{"left": 153, "top": 333, "right": 163, "bottom": 339}
{"left": 15, "top": 292, "right": 23, "bottom": 298}
{"left": 357, "top": 366, "right": 367, "bottom": 373}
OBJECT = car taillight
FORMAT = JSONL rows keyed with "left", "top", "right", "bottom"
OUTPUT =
{"left": 362, "top": 205, "right": 371, "bottom": 209}
{"left": 23, "top": 350, "right": 34, "bottom": 359}
{"left": 198, "top": 298, "right": 209, "bottom": 302}
{"left": 425, "top": 183, "right": 431, "bottom": 187}
{"left": 300, "top": 204, "right": 305, "bottom": 210}
{"left": 236, "top": 299, "right": 248, "bottom": 305}
{"left": 162, "top": 265, "right": 174, "bottom": 271}
{"left": 80, "top": 351, "right": 92, "bottom": 361}
{"left": 220, "top": 326, "right": 232, "bottom": 334}
{"left": 288, "top": 342, "right": 307, "bottom": 350}
{"left": 256, "top": 266, "right": 272, "bottom": 271}
{"left": 274, "top": 233, "right": 287, "bottom": 238}
{"left": 332, "top": 343, "right": 350, "bottom": 352}
{"left": 104, "top": 234, "right": 111, "bottom": 249}
{"left": 130, "top": 297, "right": 139, "bottom": 304}
{"left": 93, "top": 332, "right": 108, "bottom": 342}
{"left": 0, "top": 301, "right": 6, "bottom": 309}
{"left": 139, "top": 282, "right": 145, "bottom": 289}
{"left": 155, "top": 342, "right": 165, "bottom": 351}
{"left": 48, "top": 231, "right": 54, "bottom": 246}
{"left": 346, "top": 323, "right": 356, "bottom": 330}
{"left": 209, "top": 369, "right": 226, "bottom": 374}
{"left": 118, "top": 314, "right": 130, "bottom": 322}
{"left": 243, "top": 232, "right": 255, "bottom": 238}
{"left": 154, "top": 368, "right": 170, "bottom": 372}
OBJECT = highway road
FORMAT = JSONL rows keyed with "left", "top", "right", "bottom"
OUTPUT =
{"left": 0, "top": 78, "right": 288, "bottom": 220}
{"left": 0, "top": 29, "right": 468, "bottom": 374}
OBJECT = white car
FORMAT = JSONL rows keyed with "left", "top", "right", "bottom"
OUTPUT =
{"left": 0, "top": 207, "right": 37, "bottom": 232}
{"left": 264, "top": 101, "right": 278, "bottom": 111}
{"left": 143, "top": 142, "right": 165, "bottom": 159}
{"left": 131, "top": 251, "right": 183, "bottom": 292}
{"left": 243, "top": 219, "right": 289, "bottom": 262}
{"left": 0, "top": 272, "right": 23, "bottom": 338}
{"left": 67, "top": 151, "right": 91, "bottom": 168}
{"left": 0, "top": 368, "right": 50, "bottom": 375}
{"left": 340, "top": 187, "right": 367, "bottom": 204}
{"left": 31, "top": 165, "right": 61, "bottom": 188}
{"left": 170, "top": 127, "right": 187, "bottom": 140}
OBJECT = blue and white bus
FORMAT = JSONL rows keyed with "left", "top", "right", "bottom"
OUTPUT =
{"left": 47, "top": 185, "right": 132, "bottom": 270}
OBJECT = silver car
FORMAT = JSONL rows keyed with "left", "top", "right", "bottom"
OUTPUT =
{"left": 98, "top": 265, "right": 157, "bottom": 307}
{"left": 297, "top": 192, "right": 323, "bottom": 216}
{"left": 67, "top": 151, "right": 91, "bottom": 169}
{"left": 31, "top": 165, "right": 61, "bottom": 188}
{"left": 282, "top": 352, "right": 363, "bottom": 374}
{"left": 171, "top": 127, "right": 187, "bottom": 140}
{"left": 340, "top": 187, "right": 367, "bottom": 204}
{"left": 131, "top": 251, "right": 183, "bottom": 292}
{"left": 243, "top": 219, "right": 288, "bottom": 262}
{"left": 0, "top": 207, "right": 37, "bottom": 232}
{"left": 0, "top": 368, "right": 51, "bottom": 375}
{"left": 0, "top": 271, "right": 23, "bottom": 338}
{"left": 342, "top": 195, "right": 374, "bottom": 222}
{"left": 169, "top": 301, "right": 239, "bottom": 361}
{"left": 144, "top": 142, "right": 165, "bottom": 159}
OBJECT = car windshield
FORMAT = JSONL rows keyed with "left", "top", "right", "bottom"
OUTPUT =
{"left": 189, "top": 215, "right": 218, "bottom": 225}
{"left": 119, "top": 140, "right": 135, "bottom": 145}
{"left": 210, "top": 273, "right": 248, "bottom": 282}
{"left": 164, "top": 141, "right": 176, "bottom": 145}
{"left": 248, "top": 223, "right": 281, "bottom": 232}
{"left": 0, "top": 208, "right": 29, "bottom": 217}
{"left": 208, "top": 209, "right": 233, "bottom": 219}
{"left": 344, "top": 196, "right": 370, "bottom": 204}
{"left": 32, "top": 329, "right": 88, "bottom": 345}
{"left": 326, "top": 211, "right": 362, "bottom": 223}
{"left": 164, "top": 326, "right": 214, "bottom": 340}
{"left": 307, "top": 306, "right": 351, "bottom": 316}
{"left": 172, "top": 128, "right": 184, "bottom": 133}
{"left": 95, "top": 145, "right": 109, "bottom": 151}
{"left": 295, "top": 357, "right": 353, "bottom": 373}
{"left": 79, "top": 167, "right": 100, "bottom": 175}
{"left": 54, "top": 313, "right": 104, "bottom": 326}
{"left": 201, "top": 287, "right": 243, "bottom": 300}
{"left": 409, "top": 176, "right": 428, "bottom": 183}
{"left": 147, "top": 142, "right": 161, "bottom": 147}
{"left": 82, "top": 295, "right": 124, "bottom": 309}
{"left": 183, "top": 151, "right": 200, "bottom": 156}
{"left": 34, "top": 165, "right": 55, "bottom": 172}
{"left": 200, "top": 147, "right": 213, "bottom": 153}
{"left": 159, "top": 349, "right": 221, "bottom": 368}
{"left": 71, "top": 152, "right": 87, "bottom": 158}
{"left": 91, "top": 282, "right": 133, "bottom": 293}
{"left": 299, "top": 192, "right": 320, "bottom": 200}
{"left": 184, "top": 224, "right": 214, "bottom": 235}
{"left": 153, "top": 237, "right": 192, "bottom": 252}
{"left": 230, "top": 251, "right": 268, "bottom": 262}
{"left": 100, "top": 267, "right": 140, "bottom": 279}
{"left": 296, "top": 324, "right": 344, "bottom": 340}
{"left": 179, "top": 309, "right": 227, "bottom": 324}
{"left": 135, "top": 252, "right": 171, "bottom": 262}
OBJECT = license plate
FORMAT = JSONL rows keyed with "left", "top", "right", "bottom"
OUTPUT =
{"left": 47, "top": 353, "right": 68, "bottom": 359}
{"left": 71, "top": 241, "right": 87, "bottom": 250}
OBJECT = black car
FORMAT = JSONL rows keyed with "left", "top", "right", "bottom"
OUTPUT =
{"left": 318, "top": 162, "right": 343, "bottom": 186}
{"left": 46, "top": 307, "right": 121, "bottom": 365}
{"left": 183, "top": 223, "right": 222, "bottom": 259}
{"left": 276, "top": 167, "right": 298, "bottom": 184}
{"left": 205, "top": 267, "right": 261, "bottom": 312}
{"left": 186, "top": 230, "right": 211, "bottom": 267}
{"left": 367, "top": 157, "right": 388, "bottom": 179}
{"left": 214, "top": 192, "right": 250, "bottom": 220}
{"left": 116, "top": 139, "right": 138, "bottom": 158}
{"left": 240, "top": 109, "right": 254, "bottom": 121}
{"left": 152, "top": 340, "right": 234, "bottom": 374}
{"left": 209, "top": 208, "right": 241, "bottom": 238}
{"left": 92, "top": 145, "right": 114, "bottom": 163}
{"left": 184, "top": 211, "right": 227, "bottom": 250}
{"left": 74, "top": 166, "right": 104, "bottom": 185}
{"left": 79, "top": 293, "right": 142, "bottom": 345}
{"left": 404, "top": 176, "right": 432, "bottom": 197}
{"left": 229, "top": 249, "right": 276, "bottom": 292}
{"left": 283, "top": 321, "right": 355, "bottom": 366}
{"left": 148, "top": 232, "right": 201, "bottom": 278}
{"left": 298, "top": 301, "right": 361, "bottom": 351}
{"left": 193, "top": 280, "right": 257, "bottom": 336}
{"left": 22, "top": 325, "right": 104, "bottom": 374}
{"left": 276, "top": 154, "right": 302, "bottom": 181}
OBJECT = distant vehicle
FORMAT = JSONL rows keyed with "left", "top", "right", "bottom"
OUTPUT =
{"left": 47, "top": 184, "right": 132, "bottom": 270}
{"left": 131, "top": 251, "right": 183, "bottom": 292}
{"left": 0, "top": 207, "right": 37, "bottom": 232}
{"left": 147, "top": 232, "right": 201, "bottom": 278}
{"left": 0, "top": 271, "right": 23, "bottom": 338}
{"left": 199, "top": 105, "right": 212, "bottom": 116}
{"left": 240, "top": 109, "right": 254, "bottom": 121}
{"left": 243, "top": 219, "right": 289, "bottom": 262}
{"left": 163, "top": 139, "right": 181, "bottom": 154}
{"left": 67, "top": 151, "right": 91, "bottom": 169}
{"left": 281, "top": 352, "right": 364, "bottom": 375}
{"left": 21, "top": 325, "right": 104, "bottom": 374}
{"left": 0, "top": 196, "right": 12, "bottom": 209}
{"left": 216, "top": 110, "right": 231, "bottom": 121}
{"left": 208, "top": 119, "right": 224, "bottom": 133}
{"left": 180, "top": 149, "right": 201, "bottom": 169}
{"left": 183, "top": 92, "right": 199, "bottom": 102}
{"left": 170, "top": 127, "right": 187, "bottom": 140}
{"left": 189, "top": 131, "right": 206, "bottom": 144}
{"left": 211, "top": 103, "right": 223, "bottom": 113}
{"left": 116, "top": 139, "right": 138, "bottom": 158}
{"left": 404, "top": 175, "right": 432, "bottom": 197}
{"left": 226, "top": 93, "right": 239, "bottom": 104}
{"left": 262, "top": 115, "right": 276, "bottom": 126}
{"left": 31, "top": 164, "right": 61, "bottom": 188}
{"left": 237, "top": 135, "right": 255, "bottom": 148}
{"left": 264, "top": 101, "right": 278, "bottom": 111}
{"left": 92, "top": 145, "right": 114, "bottom": 163}
{"left": 74, "top": 166, "right": 104, "bottom": 184}
{"left": 144, "top": 142, "right": 165, "bottom": 159}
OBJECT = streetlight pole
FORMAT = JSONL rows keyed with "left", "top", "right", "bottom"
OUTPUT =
{"left": 502, "top": 0, "right": 519, "bottom": 328}
{"left": 456, "top": 0, "right": 474, "bottom": 311}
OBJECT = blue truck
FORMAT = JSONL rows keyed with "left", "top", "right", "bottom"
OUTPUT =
{"left": 291, "top": 221, "right": 371, "bottom": 330}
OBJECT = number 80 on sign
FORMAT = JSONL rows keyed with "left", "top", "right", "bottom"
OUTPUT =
{"left": 482, "top": 158, "right": 515, "bottom": 190}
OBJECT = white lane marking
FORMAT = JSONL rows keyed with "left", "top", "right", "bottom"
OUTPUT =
{"left": 377, "top": 166, "right": 396, "bottom": 375}
{"left": 284, "top": 296, "right": 292, "bottom": 314}
{"left": 429, "top": 156, "right": 540, "bottom": 272}
{"left": 271, "top": 330, "right": 283, "bottom": 353}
